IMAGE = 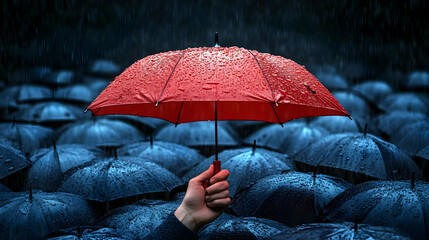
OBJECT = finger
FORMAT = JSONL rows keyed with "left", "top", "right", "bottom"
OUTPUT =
{"left": 205, "top": 190, "right": 229, "bottom": 202}
{"left": 192, "top": 164, "right": 214, "bottom": 183}
{"left": 206, "top": 197, "right": 231, "bottom": 209}
{"left": 210, "top": 169, "right": 230, "bottom": 185}
{"left": 205, "top": 181, "right": 229, "bottom": 195}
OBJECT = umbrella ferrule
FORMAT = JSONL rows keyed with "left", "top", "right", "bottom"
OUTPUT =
{"left": 275, "top": 102, "right": 278, "bottom": 107}
{"left": 155, "top": 102, "right": 159, "bottom": 107}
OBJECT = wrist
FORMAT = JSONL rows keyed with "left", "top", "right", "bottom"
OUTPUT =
{"left": 174, "top": 204, "right": 200, "bottom": 232}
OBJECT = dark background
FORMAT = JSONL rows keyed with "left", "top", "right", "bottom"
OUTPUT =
{"left": 1, "top": 0, "right": 428, "bottom": 82}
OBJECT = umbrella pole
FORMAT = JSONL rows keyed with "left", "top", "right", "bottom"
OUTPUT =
{"left": 213, "top": 101, "right": 221, "bottom": 175}
{"left": 205, "top": 102, "right": 221, "bottom": 188}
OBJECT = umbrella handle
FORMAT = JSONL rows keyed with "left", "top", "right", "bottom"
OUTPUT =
{"left": 203, "top": 160, "right": 221, "bottom": 188}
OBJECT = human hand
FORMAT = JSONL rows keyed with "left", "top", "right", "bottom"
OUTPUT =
{"left": 174, "top": 164, "right": 231, "bottom": 232}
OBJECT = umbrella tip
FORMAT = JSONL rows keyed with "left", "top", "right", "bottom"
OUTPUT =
{"left": 348, "top": 115, "right": 353, "bottom": 120}
{"left": 252, "top": 140, "right": 256, "bottom": 155}
{"left": 150, "top": 135, "right": 153, "bottom": 147}
{"left": 354, "top": 221, "right": 358, "bottom": 232}
{"left": 411, "top": 171, "right": 415, "bottom": 189}
{"left": 214, "top": 32, "right": 220, "bottom": 47}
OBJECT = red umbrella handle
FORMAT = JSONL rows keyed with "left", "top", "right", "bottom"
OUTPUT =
{"left": 203, "top": 160, "right": 221, "bottom": 188}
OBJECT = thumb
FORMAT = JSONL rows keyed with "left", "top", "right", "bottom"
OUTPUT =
{"left": 193, "top": 164, "right": 214, "bottom": 183}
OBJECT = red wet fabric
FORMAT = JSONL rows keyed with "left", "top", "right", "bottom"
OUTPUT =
{"left": 87, "top": 47, "right": 349, "bottom": 123}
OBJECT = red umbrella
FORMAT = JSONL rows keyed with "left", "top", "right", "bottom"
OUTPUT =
{"left": 87, "top": 34, "right": 350, "bottom": 184}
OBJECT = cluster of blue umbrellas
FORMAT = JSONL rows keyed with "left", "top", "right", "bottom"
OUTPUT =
{"left": 0, "top": 61, "right": 428, "bottom": 240}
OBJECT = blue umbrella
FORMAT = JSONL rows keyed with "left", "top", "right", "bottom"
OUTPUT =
{"left": 294, "top": 132, "right": 421, "bottom": 183}
{"left": 58, "top": 157, "right": 183, "bottom": 202}
{"left": 13, "top": 101, "right": 85, "bottom": 125}
{"left": 57, "top": 119, "right": 145, "bottom": 147}
{"left": 269, "top": 222, "right": 411, "bottom": 240}
{"left": 0, "top": 123, "right": 53, "bottom": 155}
{"left": 43, "top": 70, "right": 75, "bottom": 86}
{"left": 352, "top": 81, "right": 393, "bottom": 104}
{"left": 374, "top": 110, "right": 426, "bottom": 138}
{"left": 118, "top": 139, "right": 203, "bottom": 178}
{"left": 231, "top": 171, "right": 352, "bottom": 226}
{"left": 88, "top": 59, "right": 121, "bottom": 76}
{"left": 26, "top": 144, "right": 62, "bottom": 192}
{"left": 407, "top": 71, "right": 429, "bottom": 91}
{"left": 0, "top": 84, "right": 53, "bottom": 105}
{"left": 199, "top": 214, "right": 289, "bottom": 240}
{"left": 381, "top": 93, "right": 428, "bottom": 115}
{"left": 54, "top": 84, "right": 94, "bottom": 104}
{"left": 245, "top": 121, "right": 329, "bottom": 156}
{"left": 155, "top": 121, "right": 239, "bottom": 156}
{"left": 101, "top": 199, "right": 179, "bottom": 239}
{"left": 46, "top": 227, "right": 133, "bottom": 240}
{"left": 391, "top": 120, "right": 429, "bottom": 155}
{"left": 332, "top": 91, "right": 371, "bottom": 120}
{"left": 184, "top": 146, "right": 294, "bottom": 197}
{"left": 415, "top": 145, "right": 429, "bottom": 180}
{"left": 313, "top": 72, "right": 349, "bottom": 91}
{"left": 325, "top": 180, "right": 429, "bottom": 240}
{"left": 0, "top": 144, "right": 29, "bottom": 180}
{"left": 310, "top": 115, "right": 360, "bottom": 134}
{"left": 0, "top": 190, "right": 96, "bottom": 240}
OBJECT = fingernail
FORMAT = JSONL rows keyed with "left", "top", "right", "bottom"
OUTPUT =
{"left": 210, "top": 178, "right": 215, "bottom": 184}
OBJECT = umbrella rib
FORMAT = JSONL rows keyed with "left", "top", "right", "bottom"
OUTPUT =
{"left": 270, "top": 102, "right": 283, "bottom": 127}
{"left": 158, "top": 50, "right": 188, "bottom": 102}
{"left": 175, "top": 102, "right": 184, "bottom": 127}
{"left": 246, "top": 50, "right": 276, "bottom": 103}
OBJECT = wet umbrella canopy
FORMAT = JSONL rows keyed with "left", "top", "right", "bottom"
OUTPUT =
{"left": 199, "top": 215, "right": 289, "bottom": 240}
{"left": 244, "top": 121, "right": 329, "bottom": 156}
{"left": 101, "top": 199, "right": 179, "bottom": 239}
{"left": 294, "top": 132, "right": 421, "bottom": 183}
{"left": 0, "top": 190, "right": 96, "bottom": 240}
{"left": 325, "top": 180, "right": 429, "bottom": 240}
{"left": 184, "top": 146, "right": 294, "bottom": 196}
{"left": 56, "top": 118, "right": 145, "bottom": 147}
{"left": 231, "top": 171, "right": 352, "bottom": 226}
{"left": 58, "top": 157, "right": 183, "bottom": 202}
{"left": 0, "top": 123, "right": 53, "bottom": 156}
{"left": 0, "top": 144, "right": 29, "bottom": 180}
{"left": 118, "top": 140, "right": 203, "bottom": 178}
{"left": 269, "top": 222, "right": 411, "bottom": 240}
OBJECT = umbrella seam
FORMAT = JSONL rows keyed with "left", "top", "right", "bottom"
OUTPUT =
{"left": 158, "top": 50, "right": 188, "bottom": 102}
{"left": 246, "top": 50, "right": 276, "bottom": 103}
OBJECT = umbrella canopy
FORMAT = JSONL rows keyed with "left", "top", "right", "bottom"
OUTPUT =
{"left": 13, "top": 101, "right": 85, "bottom": 125}
{"left": 101, "top": 199, "right": 179, "bottom": 239}
{"left": 374, "top": 111, "right": 426, "bottom": 138}
{"left": 381, "top": 93, "right": 428, "bottom": 115}
{"left": 294, "top": 132, "right": 420, "bottom": 183}
{"left": 0, "top": 190, "right": 96, "bottom": 240}
{"left": 269, "top": 222, "right": 411, "bottom": 240}
{"left": 184, "top": 147, "right": 294, "bottom": 196}
{"left": 87, "top": 46, "right": 349, "bottom": 123}
{"left": 415, "top": 145, "right": 429, "bottom": 180}
{"left": 0, "top": 144, "right": 29, "bottom": 180}
{"left": 313, "top": 72, "right": 349, "bottom": 91}
{"left": 199, "top": 215, "right": 289, "bottom": 240}
{"left": 231, "top": 171, "right": 352, "bottom": 226}
{"left": 352, "top": 80, "right": 393, "bottom": 104}
{"left": 244, "top": 121, "right": 329, "bottom": 156}
{"left": 87, "top": 41, "right": 349, "bottom": 178}
{"left": 54, "top": 84, "right": 94, "bottom": 104}
{"left": 26, "top": 145, "right": 62, "bottom": 192}
{"left": 46, "top": 227, "right": 133, "bottom": 240}
{"left": 407, "top": 71, "right": 429, "bottom": 91}
{"left": 118, "top": 140, "right": 203, "bottom": 178}
{"left": 332, "top": 91, "right": 371, "bottom": 120}
{"left": 56, "top": 119, "right": 145, "bottom": 147}
{"left": 310, "top": 115, "right": 360, "bottom": 134}
{"left": 0, "top": 123, "right": 53, "bottom": 155}
{"left": 58, "top": 157, "right": 183, "bottom": 201}
{"left": 155, "top": 121, "right": 238, "bottom": 147}
{"left": 325, "top": 180, "right": 429, "bottom": 240}
{"left": 1, "top": 84, "right": 53, "bottom": 105}
{"left": 391, "top": 120, "right": 429, "bottom": 155}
